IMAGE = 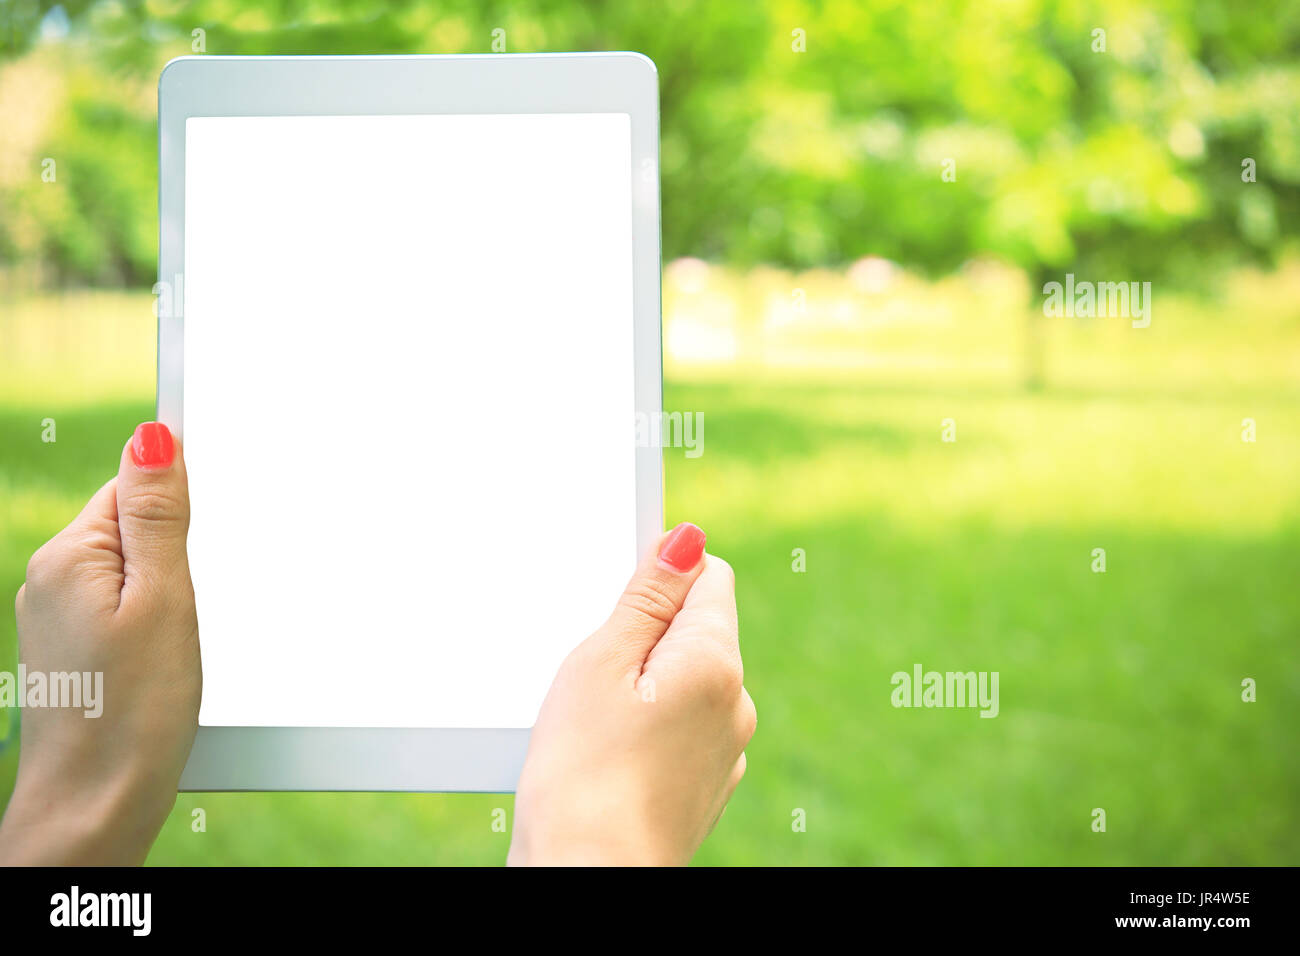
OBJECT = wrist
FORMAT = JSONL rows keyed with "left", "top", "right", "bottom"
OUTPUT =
{"left": 0, "top": 762, "right": 175, "bottom": 866}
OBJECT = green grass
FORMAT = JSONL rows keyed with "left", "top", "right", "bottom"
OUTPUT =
{"left": 667, "top": 382, "right": 1298, "bottom": 865}
{"left": 1, "top": 277, "right": 1297, "bottom": 865}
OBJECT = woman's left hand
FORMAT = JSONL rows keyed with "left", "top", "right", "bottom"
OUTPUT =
{"left": 0, "top": 422, "right": 201, "bottom": 865}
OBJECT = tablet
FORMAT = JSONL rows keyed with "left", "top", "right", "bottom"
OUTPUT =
{"left": 158, "top": 53, "right": 662, "bottom": 791}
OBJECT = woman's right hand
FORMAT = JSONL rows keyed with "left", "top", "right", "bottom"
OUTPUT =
{"left": 509, "top": 523, "right": 756, "bottom": 866}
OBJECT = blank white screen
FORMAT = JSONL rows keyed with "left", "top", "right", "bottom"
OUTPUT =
{"left": 184, "top": 113, "right": 636, "bottom": 727}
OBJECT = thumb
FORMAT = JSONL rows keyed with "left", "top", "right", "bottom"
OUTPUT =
{"left": 115, "top": 421, "right": 191, "bottom": 599}
{"left": 595, "top": 522, "right": 708, "bottom": 666}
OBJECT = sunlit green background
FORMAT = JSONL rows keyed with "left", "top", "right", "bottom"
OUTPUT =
{"left": 1, "top": 0, "right": 1297, "bottom": 865}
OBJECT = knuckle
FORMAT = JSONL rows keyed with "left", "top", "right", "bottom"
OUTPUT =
{"left": 563, "top": 638, "right": 603, "bottom": 676}
{"left": 119, "top": 488, "right": 186, "bottom": 526}
{"left": 738, "top": 694, "right": 758, "bottom": 743}
{"left": 116, "top": 571, "right": 195, "bottom": 623}
{"left": 696, "top": 640, "right": 743, "bottom": 702}
{"left": 718, "top": 661, "right": 744, "bottom": 700}
{"left": 24, "top": 541, "right": 75, "bottom": 591}
{"left": 617, "top": 577, "right": 680, "bottom": 628}
{"left": 695, "top": 606, "right": 739, "bottom": 644}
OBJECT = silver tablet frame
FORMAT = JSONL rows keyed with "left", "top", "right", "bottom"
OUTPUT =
{"left": 160, "top": 53, "right": 662, "bottom": 792}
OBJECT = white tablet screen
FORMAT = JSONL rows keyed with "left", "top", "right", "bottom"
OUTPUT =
{"left": 183, "top": 113, "right": 637, "bottom": 728}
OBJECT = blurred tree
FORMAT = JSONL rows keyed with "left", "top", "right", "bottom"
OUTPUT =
{"left": 1, "top": 0, "right": 1297, "bottom": 297}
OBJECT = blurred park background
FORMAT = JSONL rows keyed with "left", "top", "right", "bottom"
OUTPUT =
{"left": 1, "top": 0, "right": 1297, "bottom": 864}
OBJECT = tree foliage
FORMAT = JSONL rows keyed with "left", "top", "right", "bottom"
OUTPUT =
{"left": 1, "top": 0, "right": 1296, "bottom": 286}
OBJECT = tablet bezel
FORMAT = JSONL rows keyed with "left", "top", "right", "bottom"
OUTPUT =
{"left": 159, "top": 53, "right": 662, "bottom": 792}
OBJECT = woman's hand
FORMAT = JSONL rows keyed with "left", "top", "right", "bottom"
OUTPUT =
{"left": 0, "top": 422, "right": 200, "bottom": 866}
{"left": 509, "top": 523, "right": 756, "bottom": 866}
{"left": 0, "top": 441, "right": 753, "bottom": 868}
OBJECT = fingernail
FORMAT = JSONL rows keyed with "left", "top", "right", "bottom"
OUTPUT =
{"left": 659, "top": 522, "right": 706, "bottom": 572}
{"left": 130, "top": 422, "right": 175, "bottom": 470}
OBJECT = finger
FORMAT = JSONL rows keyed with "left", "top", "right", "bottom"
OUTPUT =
{"left": 641, "top": 552, "right": 742, "bottom": 691}
{"left": 594, "top": 522, "right": 708, "bottom": 666}
{"left": 62, "top": 477, "right": 121, "bottom": 544}
{"left": 115, "top": 422, "right": 190, "bottom": 603}
{"left": 22, "top": 479, "right": 124, "bottom": 607}
{"left": 663, "top": 552, "right": 739, "bottom": 655}
{"left": 46, "top": 476, "right": 122, "bottom": 562}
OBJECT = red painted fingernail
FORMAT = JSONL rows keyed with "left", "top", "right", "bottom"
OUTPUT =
{"left": 130, "top": 422, "right": 175, "bottom": 470}
{"left": 659, "top": 522, "right": 706, "bottom": 572}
